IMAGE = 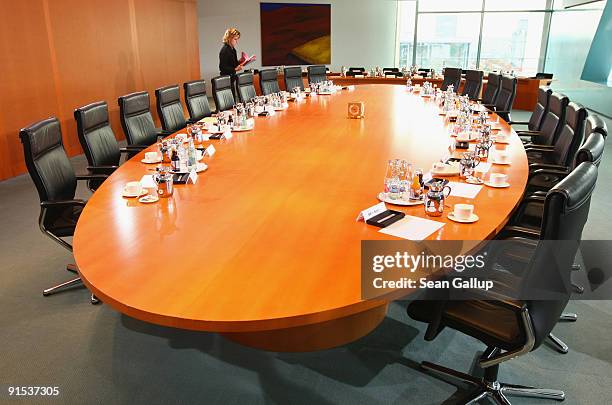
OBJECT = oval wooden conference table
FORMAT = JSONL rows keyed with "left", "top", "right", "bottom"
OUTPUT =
{"left": 74, "top": 85, "right": 528, "bottom": 352}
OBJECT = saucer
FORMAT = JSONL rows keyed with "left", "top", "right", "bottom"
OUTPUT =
{"left": 171, "top": 162, "right": 208, "bottom": 174}
{"left": 484, "top": 181, "right": 510, "bottom": 188}
{"left": 138, "top": 195, "right": 159, "bottom": 203}
{"left": 491, "top": 159, "right": 511, "bottom": 165}
{"left": 378, "top": 192, "right": 424, "bottom": 206}
{"left": 122, "top": 189, "right": 146, "bottom": 198}
{"left": 231, "top": 125, "right": 254, "bottom": 132}
{"left": 141, "top": 158, "right": 162, "bottom": 164}
{"left": 448, "top": 212, "right": 479, "bottom": 223}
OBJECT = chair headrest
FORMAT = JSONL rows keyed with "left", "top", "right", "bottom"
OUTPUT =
{"left": 537, "top": 86, "right": 552, "bottom": 104}
{"left": 465, "top": 70, "right": 483, "bottom": 80}
{"left": 237, "top": 72, "right": 254, "bottom": 85}
{"left": 549, "top": 92, "right": 570, "bottom": 115}
{"left": 577, "top": 132, "right": 605, "bottom": 166}
{"left": 260, "top": 68, "right": 278, "bottom": 82}
{"left": 487, "top": 72, "right": 500, "bottom": 85}
{"left": 549, "top": 161, "right": 598, "bottom": 213}
{"left": 565, "top": 102, "right": 587, "bottom": 129}
{"left": 119, "top": 91, "right": 150, "bottom": 116}
{"left": 156, "top": 85, "right": 180, "bottom": 106}
{"left": 74, "top": 101, "right": 109, "bottom": 133}
{"left": 308, "top": 65, "right": 326, "bottom": 76}
{"left": 444, "top": 67, "right": 462, "bottom": 77}
{"left": 184, "top": 80, "right": 206, "bottom": 98}
{"left": 284, "top": 66, "right": 302, "bottom": 78}
{"left": 501, "top": 75, "right": 517, "bottom": 91}
{"left": 19, "top": 117, "right": 62, "bottom": 159}
{"left": 212, "top": 75, "right": 232, "bottom": 90}
{"left": 585, "top": 114, "right": 608, "bottom": 138}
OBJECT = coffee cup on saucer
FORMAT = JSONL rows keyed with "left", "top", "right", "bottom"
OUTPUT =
{"left": 124, "top": 181, "right": 142, "bottom": 196}
{"left": 453, "top": 204, "right": 474, "bottom": 220}
{"left": 495, "top": 133, "right": 510, "bottom": 143}
{"left": 145, "top": 152, "right": 160, "bottom": 162}
{"left": 489, "top": 173, "right": 508, "bottom": 186}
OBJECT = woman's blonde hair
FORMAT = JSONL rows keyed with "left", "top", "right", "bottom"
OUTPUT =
{"left": 223, "top": 28, "right": 241, "bottom": 44}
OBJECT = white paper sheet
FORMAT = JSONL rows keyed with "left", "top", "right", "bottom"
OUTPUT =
{"left": 379, "top": 215, "right": 445, "bottom": 241}
{"left": 448, "top": 182, "right": 483, "bottom": 199}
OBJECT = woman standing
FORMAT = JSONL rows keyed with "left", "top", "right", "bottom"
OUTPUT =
{"left": 219, "top": 28, "right": 243, "bottom": 98}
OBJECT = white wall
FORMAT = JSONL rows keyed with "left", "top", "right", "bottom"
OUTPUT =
{"left": 197, "top": 0, "right": 398, "bottom": 84}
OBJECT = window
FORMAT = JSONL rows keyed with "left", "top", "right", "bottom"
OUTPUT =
{"left": 397, "top": 1, "right": 417, "bottom": 68}
{"left": 418, "top": 0, "right": 482, "bottom": 12}
{"left": 480, "top": 12, "right": 545, "bottom": 75}
{"left": 415, "top": 13, "right": 481, "bottom": 70}
{"left": 484, "top": 0, "right": 548, "bottom": 11}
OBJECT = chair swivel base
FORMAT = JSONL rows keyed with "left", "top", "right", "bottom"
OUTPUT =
{"left": 421, "top": 361, "right": 565, "bottom": 405}
{"left": 43, "top": 275, "right": 101, "bottom": 305}
{"left": 547, "top": 333, "right": 569, "bottom": 354}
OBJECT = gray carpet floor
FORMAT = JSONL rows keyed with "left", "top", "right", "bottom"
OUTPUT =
{"left": 1, "top": 111, "right": 611, "bottom": 404}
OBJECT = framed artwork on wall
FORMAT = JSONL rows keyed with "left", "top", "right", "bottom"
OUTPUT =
{"left": 260, "top": 2, "right": 331, "bottom": 66}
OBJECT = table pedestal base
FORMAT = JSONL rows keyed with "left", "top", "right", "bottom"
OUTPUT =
{"left": 221, "top": 304, "right": 388, "bottom": 352}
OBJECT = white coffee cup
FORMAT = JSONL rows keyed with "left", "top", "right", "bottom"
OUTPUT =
{"left": 454, "top": 204, "right": 474, "bottom": 220}
{"left": 495, "top": 152, "right": 510, "bottom": 163}
{"left": 490, "top": 173, "right": 508, "bottom": 185}
{"left": 145, "top": 152, "right": 159, "bottom": 161}
{"left": 124, "top": 181, "right": 142, "bottom": 195}
{"left": 496, "top": 133, "right": 509, "bottom": 142}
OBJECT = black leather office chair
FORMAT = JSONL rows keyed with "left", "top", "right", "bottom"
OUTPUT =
{"left": 509, "top": 87, "right": 552, "bottom": 132}
{"left": 74, "top": 101, "right": 141, "bottom": 190}
{"left": 478, "top": 72, "right": 501, "bottom": 106}
{"left": 19, "top": 117, "right": 106, "bottom": 304}
{"left": 407, "top": 161, "right": 598, "bottom": 404}
{"left": 484, "top": 75, "right": 517, "bottom": 122}
{"left": 118, "top": 91, "right": 167, "bottom": 149}
{"left": 284, "top": 66, "right": 304, "bottom": 91}
{"left": 461, "top": 70, "right": 483, "bottom": 100}
{"left": 347, "top": 67, "right": 366, "bottom": 77}
{"left": 525, "top": 102, "right": 587, "bottom": 171}
{"left": 236, "top": 72, "right": 257, "bottom": 103}
{"left": 441, "top": 67, "right": 462, "bottom": 91}
{"left": 155, "top": 85, "right": 187, "bottom": 132}
{"left": 526, "top": 126, "right": 605, "bottom": 197}
{"left": 518, "top": 92, "right": 569, "bottom": 146}
{"left": 183, "top": 80, "right": 212, "bottom": 123}
{"left": 307, "top": 65, "right": 327, "bottom": 84}
{"left": 259, "top": 68, "right": 281, "bottom": 95}
{"left": 417, "top": 68, "right": 432, "bottom": 76}
{"left": 211, "top": 75, "right": 236, "bottom": 113}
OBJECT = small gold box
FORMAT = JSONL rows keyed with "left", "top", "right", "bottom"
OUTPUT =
{"left": 348, "top": 102, "right": 365, "bottom": 119}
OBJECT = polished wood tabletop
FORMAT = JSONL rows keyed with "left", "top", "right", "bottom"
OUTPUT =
{"left": 74, "top": 85, "right": 528, "bottom": 350}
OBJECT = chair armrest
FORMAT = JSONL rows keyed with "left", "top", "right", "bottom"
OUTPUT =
{"left": 87, "top": 166, "right": 119, "bottom": 175}
{"left": 463, "top": 288, "right": 526, "bottom": 312}
{"left": 528, "top": 168, "right": 569, "bottom": 182}
{"left": 120, "top": 145, "right": 147, "bottom": 152}
{"left": 41, "top": 199, "right": 87, "bottom": 209}
{"left": 509, "top": 121, "right": 529, "bottom": 126}
{"left": 76, "top": 174, "right": 108, "bottom": 181}
{"left": 499, "top": 226, "right": 541, "bottom": 239}
{"left": 529, "top": 163, "right": 568, "bottom": 172}
{"left": 516, "top": 130, "right": 541, "bottom": 136}
{"left": 525, "top": 145, "right": 554, "bottom": 152}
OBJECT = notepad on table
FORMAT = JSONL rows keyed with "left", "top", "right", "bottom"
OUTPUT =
{"left": 448, "top": 182, "right": 483, "bottom": 199}
{"left": 379, "top": 215, "right": 445, "bottom": 241}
